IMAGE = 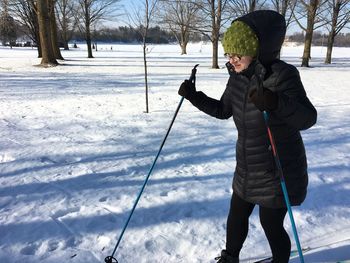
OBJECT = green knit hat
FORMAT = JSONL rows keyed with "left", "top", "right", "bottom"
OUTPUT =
{"left": 222, "top": 21, "right": 259, "bottom": 57}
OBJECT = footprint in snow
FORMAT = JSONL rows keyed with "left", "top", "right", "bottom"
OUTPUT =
{"left": 0, "top": 196, "right": 12, "bottom": 208}
{"left": 51, "top": 206, "right": 80, "bottom": 219}
{"left": 20, "top": 242, "right": 40, "bottom": 255}
{"left": 47, "top": 240, "right": 60, "bottom": 252}
{"left": 39, "top": 156, "right": 57, "bottom": 164}
{"left": 184, "top": 210, "right": 193, "bottom": 218}
{"left": 160, "top": 191, "right": 168, "bottom": 197}
{"left": 144, "top": 240, "right": 158, "bottom": 253}
{"left": 99, "top": 196, "right": 108, "bottom": 202}
{"left": 65, "top": 236, "right": 81, "bottom": 248}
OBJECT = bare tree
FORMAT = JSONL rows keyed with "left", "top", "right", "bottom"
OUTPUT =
{"left": 157, "top": 0, "right": 201, "bottom": 55}
{"left": 196, "top": 0, "right": 235, "bottom": 69}
{"left": 75, "top": 0, "right": 120, "bottom": 58}
{"left": 228, "top": 0, "right": 266, "bottom": 15}
{"left": 323, "top": 0, "right": 350, "bottom": 63}
{"left": 56, "top": 0, "right": 77, "bottom": 50}
{"left": 127, "top": 0, "right": 159, "bottom": 113}
{"left": 269, "top": 0, "right": 296, "bottom": 29}
{"left": 8, "top": 0, "right": 41, "bottom": 56}
{"left": 49, "top": 0, "right": 64, "bottom": 59}
{"left": 293, "top": 0, "right": 327, "bottom": 67}
{"left": 37, "top": 0, "right": 58, "bottom": 66}
{"left": 0, "top": 0, "right": 17, "bottom": 48}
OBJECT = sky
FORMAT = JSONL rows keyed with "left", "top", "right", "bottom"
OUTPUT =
{"left": 105, "top": 1, "right": 326, "bottom": 36}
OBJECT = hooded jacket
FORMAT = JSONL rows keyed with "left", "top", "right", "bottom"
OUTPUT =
{"left": 188, "top": 10, "right": 317, "bottom": 208}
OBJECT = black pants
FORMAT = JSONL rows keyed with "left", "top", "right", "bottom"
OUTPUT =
{"left": 226, "top": 192, "right": 291, "bottom": 262}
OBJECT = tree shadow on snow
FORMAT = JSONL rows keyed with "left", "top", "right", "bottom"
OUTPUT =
{"left": 0, "top": 195, "right": 231, "bottom": 246}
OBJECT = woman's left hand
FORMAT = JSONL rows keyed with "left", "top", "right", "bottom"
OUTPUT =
{"left": 248, "top": 87, "right": 278, "bottom": 111}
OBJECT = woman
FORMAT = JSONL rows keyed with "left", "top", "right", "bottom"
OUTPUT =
{"left": 178, "top": 10, "right": 317, "bottom": 263}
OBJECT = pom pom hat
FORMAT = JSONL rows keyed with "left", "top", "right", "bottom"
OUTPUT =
{"left": 222, "top": 21, "right": 259, "bottom": 57}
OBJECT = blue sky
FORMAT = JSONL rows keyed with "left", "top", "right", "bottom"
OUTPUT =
{"left": 109, "top": 1, "right": 327, "bottom": 35}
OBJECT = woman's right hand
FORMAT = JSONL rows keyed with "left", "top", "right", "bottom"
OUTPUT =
{"left": 178, "top": 80, "right": 196, "bottom": 100}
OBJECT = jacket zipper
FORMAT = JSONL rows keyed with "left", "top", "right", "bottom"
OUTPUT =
{"left": 242, "top": 77, "right": 250, "bottom": 198}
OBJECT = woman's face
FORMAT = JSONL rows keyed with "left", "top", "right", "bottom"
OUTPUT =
{"left": 226, "top": 54, "right": 254, "bottom": 73}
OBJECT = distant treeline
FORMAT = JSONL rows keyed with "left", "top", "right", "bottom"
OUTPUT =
{"left": 9, "top": 25, "right": 350, "bottom": 47}
{"left": 70, "top": 26, "right": 206, "bottom": 44}
{"left": 71, "top": 26, "right": 350, "bottom": 46}
{"left": 289, "top": 31, "right": 350, "bottom": 47}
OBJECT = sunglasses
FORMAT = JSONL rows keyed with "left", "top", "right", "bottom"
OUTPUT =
{"left": 224, "top": 53, "right": 242, "bottom": 62}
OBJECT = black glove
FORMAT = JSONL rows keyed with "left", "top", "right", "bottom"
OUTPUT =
{"left": 253, "top": 61, "right": 266, "bottom": 80}
{"left": 178, "top": 79, "right": 196, "bottom": 100}
{"left": 249, "top": 87, "right": 278, "bottom": 112}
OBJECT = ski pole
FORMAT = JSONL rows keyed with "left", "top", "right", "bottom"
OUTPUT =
{"left": 262, "top": 111, "right": 305, "bottom": 263}
{"left": 104, "top": 64, "right": 199, "bottom": 263}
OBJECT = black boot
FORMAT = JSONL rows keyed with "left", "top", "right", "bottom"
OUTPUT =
{"left": 214, "top": 250, "right": 239, "bottom": 263}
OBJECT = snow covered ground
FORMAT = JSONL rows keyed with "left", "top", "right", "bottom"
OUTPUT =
{"left": 0, "top": 42, "right": 349, "bottom": 263}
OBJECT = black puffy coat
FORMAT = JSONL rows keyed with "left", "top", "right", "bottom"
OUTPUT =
{"left": 188, "top": 10, "right": 317, "bottom": 208}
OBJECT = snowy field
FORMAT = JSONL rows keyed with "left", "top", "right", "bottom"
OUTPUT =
{"left": 0, "top": 42, "right": 349, "bottom": 263}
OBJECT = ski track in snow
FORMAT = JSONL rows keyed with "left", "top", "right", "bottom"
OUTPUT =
{"left": 0, "top": 43, "right": 349, "bottom": 262}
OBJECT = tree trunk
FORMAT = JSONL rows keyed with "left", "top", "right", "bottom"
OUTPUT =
{"left": 37, "top": 46, "right": 42, "bottom": 58}
{"left": 301, "top": 0, "right": 319, "bottom": 67}
{"left": 212, "top": 38, "right": 219, "bottom": 69}
{"left": 301, "top": 27, "right": 313, "bottom": 67}
{"left": 210, "top": 0, "right": 221, "bottom": 69}
{"left": 325, "top": 2, "right": 340, "bottom": 64}
{"left": 180, "top": 29, "right": 188, "bottom": 55}
{"left": 50, "top": 4, "right": 64, "bottom": 60}
{"left": 62, "top": 27, "right": 70, "bottom": 50}
{"left": 249, "top": 0, "right": 256, "bottom": 12}
{"left": 63, "top": 41, "right": 69, "bottom": 50}
{"left": 280, "top": 0, "right": 288, "bottom": 17}
{"left": 180, "top": 42, "right": 187, "bottom": 55}
{"left": 143, "top": 0, "right": 150, "bottom": 113}
{"left": 36, "top": 30, "right": 42, "bottom": 58}
{"left": 325, "top": 32, "right": 335, "bottom": 64}
{"left": 61, "top": 6, "right": 70, "bottom": 50}
{"left": 143, "top": 41, "right": 149, "bottom": 113}
{"left": 84, "top": 4, "right": 93, "bottom": 58}
{"left": 86, "top": 27, "right": 93, "bottom": 58}
{"left": 37, "top": 0, "right": 58, "bottom": 66}
{"left": 31, "top": 6, "right": 42, "bottom": 58}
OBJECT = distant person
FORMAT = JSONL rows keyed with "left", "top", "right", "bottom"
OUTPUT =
{"left": 178, "top": 10, "right": 317, "bottom": 263}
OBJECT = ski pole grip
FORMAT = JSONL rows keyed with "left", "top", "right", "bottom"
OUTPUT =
{"left": 256, "top": 64, "right": 266, "bottom": 101}
{"left": 188, "top": 64, "right": 199, "bottom": 83}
